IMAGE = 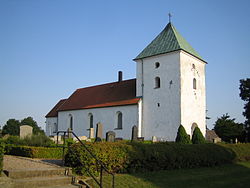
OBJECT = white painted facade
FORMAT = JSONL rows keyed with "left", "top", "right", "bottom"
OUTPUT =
{"left": 53, "top": 105, "right": 138, "bottom": 139}
{"left": 135, "top": 50, "right": 206, "bottom": 140}
{"left": 46, "top": 117, "right": 58, "bottom": 136}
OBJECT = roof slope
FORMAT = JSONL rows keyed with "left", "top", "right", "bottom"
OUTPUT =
{"left": 134, "top": 22, "right": 204, "bottom": 61}
{"left": 46, "top": 99, "right": 67, "bottom": 118}
{"left": 57, "top": 79, "right": 138, "bottom": 112}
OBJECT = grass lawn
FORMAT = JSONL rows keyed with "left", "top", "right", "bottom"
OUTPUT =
{"left": 88, "top": 162, "right": 250, "bottom": 188}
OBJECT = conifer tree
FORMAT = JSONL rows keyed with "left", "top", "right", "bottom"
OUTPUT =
{"left": 175, "top": 125, "right": 191, "bottom": 144}
{"left": 192, "top": 127, "right": 206, "bottom": 144}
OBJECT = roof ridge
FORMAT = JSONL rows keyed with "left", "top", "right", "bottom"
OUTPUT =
{"left": 76, "top": 78, "right": 136, "bottom": 91}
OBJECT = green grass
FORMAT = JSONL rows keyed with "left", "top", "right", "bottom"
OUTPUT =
{"left": 88, "top": 162, "right": 250, "bottom": 188}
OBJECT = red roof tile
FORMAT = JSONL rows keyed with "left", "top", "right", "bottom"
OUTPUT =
{"left": 49, "top": 79, "right": 138, "bottom": 113}
{"left": 45, "top": 99, "right": 67, "bottom": 118}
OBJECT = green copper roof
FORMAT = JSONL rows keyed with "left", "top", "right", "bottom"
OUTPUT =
{"left": 134, "top": 22, "right": 204, "bottom": 61}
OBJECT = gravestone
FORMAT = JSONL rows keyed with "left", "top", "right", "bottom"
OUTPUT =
{"left": 20, "top": 125, "right": 33, "bottom": 139}
{"left": 152, "top": 136, "right": 157, "bottom": 143}
{"left": 67, "top": 128, "right": 73, "bottom": 139}
{"left": 95, "top": 122, "right": 103, "bottom": 140}
{"left": 106, "top": 131, "right": 115, "bottom": 142}
{"left": 131, "top": 125, "right": 138, "bottom": 141}
{"left": 89, "top": 128, "right": 95, "bottom": 139}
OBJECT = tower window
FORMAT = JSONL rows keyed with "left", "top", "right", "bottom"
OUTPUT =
{"left": 193, "top": 78, "right": 197, "bottom": 90}
{"left": 88, "top": 113, "right": 93, "bottom": 128}
{"left": 192, "top": 64, "right": 195, "bottom": 70}
{"left": 155, "top": 77, "right": 160, "bottom": 88}
{"left": 155, "top": 62, "right": 160, "bottom": 68}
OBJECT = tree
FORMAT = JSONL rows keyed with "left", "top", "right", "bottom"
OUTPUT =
{"left": 214, "top": 114, "right": 244, "bottom": 143}
{"left": 192, "top": 127, "right": 206, "bottom": 144}
{"left": 239, "top": 78, "right": 250, "bottom": 141}
{"left": 2, "top": 119, "right": 21, "bottom": 136}
{"left": 175, "top": 125, "right": 191, "bottom": 144}
{"left": 20, "top": 117, "right": 45, "bottom": 135}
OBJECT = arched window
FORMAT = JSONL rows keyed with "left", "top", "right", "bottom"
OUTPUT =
{"left": 191, "top": 123, "right": 198, "bottom": 136}
{"left": 117, "top": 111, "right": 122, "bottom": 129}
{"left": 155, "top": 62, "right": 160, "bottom": 68}
{"left": 88, "top": 113, "right": 93, "bottom": 128}
{"left": 192, "top": 64, "right": 195, "bottom": 70}
{"left": 53, "top": 123, "right": 58, "bottom": 133}
{"left": 69, "top": 114, "right": 73, "bottom": 130}
{"left": 193, "top": 78, "right": 197, "bottom": 90}
{"left": 155, "top": 77, "right": 160, "bottom": 88}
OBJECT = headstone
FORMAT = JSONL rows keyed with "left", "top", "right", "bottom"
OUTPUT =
{"left": 106, "top": 131, "right": 115, "bottom": 142}
{"left": 96, "top": 122, "right": 103, "bottom": 139}
{"left": 67, "top": 128, "right": 72, "bottom": 138}
{"left": 131, "top": 125, "right": 138, "bottom": 141}
{"left": 20, "top": 125, "right": 33, "bottom": 139}
{"left": 89, "top": 128, "right": 95, "bottom": 139}
{"left": 54, "top": 135, "right": 63, "bottom": 144}
{"left": 115, "top": 137, "right": 123, "bottom": 142}
{"left": 137, "top": 137, "right": 144, "bottom": 142}
{"left": 95, "top": 137, "right": 102, "bottom": 142}
{"left": 152, "top": 136, "right": 157, "bottom": 143}
{"left": 73, "top": 136, "right": 88, "bottom": 142}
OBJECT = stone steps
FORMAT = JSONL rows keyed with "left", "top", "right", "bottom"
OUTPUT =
{"left": 11, "top": 175, "right": 73, "bottom": 188}
{"left": 4, "top": 167, "right": 87, "bottom": 187}
{"left": 5, "top": 168, "right": 68, "bottom": 179}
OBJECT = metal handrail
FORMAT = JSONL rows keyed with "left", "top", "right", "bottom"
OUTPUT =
{"left": 56, "top": 130, "right": 115, "bottom": 188}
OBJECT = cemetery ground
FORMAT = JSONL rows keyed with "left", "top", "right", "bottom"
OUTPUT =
{"left": 88, "top": 162, "right": 250, "bottom": 188}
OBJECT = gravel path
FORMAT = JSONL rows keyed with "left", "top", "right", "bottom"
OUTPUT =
{"left": 3, "top": 155, "right": 63, "bottom": 170}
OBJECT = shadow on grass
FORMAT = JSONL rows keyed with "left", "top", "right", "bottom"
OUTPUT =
{"left": 89, "top": 162, "right": 250, "bottom": 188}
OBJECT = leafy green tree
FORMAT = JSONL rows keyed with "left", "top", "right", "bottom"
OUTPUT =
{"left": 192, "top": 127, "right": 206, "bottom": 144}
{"left": 20, "top": 117, "right": 45, "bottom": 135}
{"left": 239, "top": 78, "right": 250, "bottom": 142}
{"left": 175, "top": 125, "right": 191, "bottom": 144}
{"left": 214, "top": 114, "right": 244, "bottom": 143}
{"left": 2, "top": 119, "right": 21, "bottom": 136}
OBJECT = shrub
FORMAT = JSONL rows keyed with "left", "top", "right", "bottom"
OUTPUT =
{"left": 218, "top": 143, "right": 250, "bottom": 161}
{"left": 3, "top": 134, "right": 54, "bottom": 147}
{"left": 175, "top": 125, "right": 191, "bottom": 144}
{"left": 65, "top": 142, "right": 235, "bottom": 175}
{"left": 192, "top": 127, "right": 206, "bottom": 144}
{"left": 0, "top": 141, "right": 4, "bottom": 175}
{"left": 5, "top": 145, "right": 63, "bottom": 159}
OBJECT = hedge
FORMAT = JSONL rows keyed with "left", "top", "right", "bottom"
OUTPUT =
{"left": 0, "top": 142, "right": 4, "bottom": 174}
{"left": 218, "top": 143, "right": 250, "bottom": 161}
{"left": 65, "top": 142, "right": 237, "bottom": 175}
{"left": 5, "top": 145, "right": 63, "bottom": 159}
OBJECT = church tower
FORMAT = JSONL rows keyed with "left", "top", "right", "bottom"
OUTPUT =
{"left": 134, "top": 21, "right": 206, "bottom": 141}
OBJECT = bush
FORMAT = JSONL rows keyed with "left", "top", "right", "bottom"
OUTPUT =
{"left": 218, "top": 143, "right": 250, "bottom": 161}
{"left": 175, "top": 125, "right": 191, "bottom": 144}
{"left": 3, "top": 134, "right": 54, "bottom": 147}
{"left": 65, "top": 142, "right": 236, "bottom": 175}
{"left": 5, "top": 145, "right": 63, "bottom": 159}
{"left": 0, "top": 141, "right": 4, "bottom": 175}
{"left": 192, "top": 127, "right": 206, "bottom": 144}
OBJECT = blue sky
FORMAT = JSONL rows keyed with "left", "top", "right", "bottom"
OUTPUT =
{"left": 0, "top": 0, "right": 249, "bottom": 130}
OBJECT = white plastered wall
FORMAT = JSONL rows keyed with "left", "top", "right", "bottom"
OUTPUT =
{"left": 180, "top": 51, "right": 206, "bottom": 137}
{"left": 57, "top": 105, "right": 138, "bottom": 139}
{"left": 45, "top": 117, "right": 58, "bottom": 136}
{"left": 135, "top": 51, "right": 181, "bottom": 141}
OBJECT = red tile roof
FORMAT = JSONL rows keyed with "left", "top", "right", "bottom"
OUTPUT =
{"left": 46, "top": 79, "right": 139, "bottom": 117}
{"left": 45, "top": 99, "right": 67, "bottom": 118}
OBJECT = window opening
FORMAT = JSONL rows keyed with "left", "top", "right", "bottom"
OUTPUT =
{"left": 155, "top": 77, "right": 160, "bottom": 88}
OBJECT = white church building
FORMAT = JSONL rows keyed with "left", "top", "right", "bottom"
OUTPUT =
{"left": 45, "top": 21, "right": 207, "bottom": 141}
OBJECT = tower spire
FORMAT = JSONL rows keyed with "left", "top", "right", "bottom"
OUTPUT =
{"left": 168, "top": 13, "right": 172, "bottom": 23}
